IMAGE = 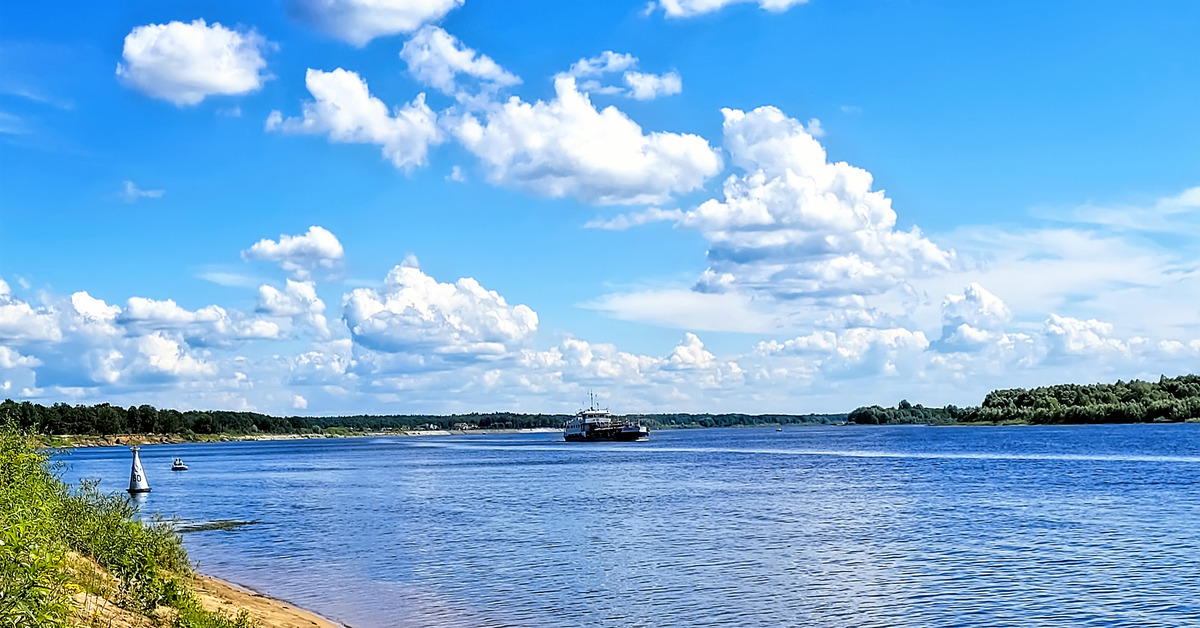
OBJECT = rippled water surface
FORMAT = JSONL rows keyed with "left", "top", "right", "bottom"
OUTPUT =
{"left": 61, "top": 424, "right": 1200, "bottom": 627}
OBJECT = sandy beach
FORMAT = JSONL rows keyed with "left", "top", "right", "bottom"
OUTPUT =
{"left": 192, "top": 574, "right": 349, "bottom": 628}
{"left": 53, "top": 426, "right": 563, "bottom": 448}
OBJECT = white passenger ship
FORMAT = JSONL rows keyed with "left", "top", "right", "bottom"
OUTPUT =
{"left": 563, "top": 394, "right": 649, "bottom": 442}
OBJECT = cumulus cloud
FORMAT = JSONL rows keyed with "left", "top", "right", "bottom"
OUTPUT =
{"left": 343, "top": 258, "right": 537, "bottom": 363}
{"left": 399, "top": 26, "right": 520, "bottom": 103}
{"left": 134, "top": 332, "right": 218, "bottom": 379}
{"left": 450, "top": 75, "right": 721, "bottom": 205}
{"left": 116, "top": 19, "right": 271, "bottom": 106}
{"left": 518, "top": 333, "right": 742, "bottom": 393}
{"left": 121, "top": 180, "right": 165, "bottom": 202}
{"left": 623, "top": 71, "right": 683, "bottom": 100}
{"left": 935, "top": 283, "right": 1013, "bottom": 351}
{"left": 757, "top": 327, "right": 930, "bottom": 378}
{"left": 289, "top": 0, "right": 462, "bottom": 46}
{"left": 256, "top": 279, "right": 330, "bottom": 337}
{"left": 567, "top": 51, "right": 681, "bottom": 101}
{"left": 676, "top": 106, "right": 954, "bottom": 299}
{"left": 0, "top": 346, "right": 40, "bottom": 369}
{"left": 267, "top": 68, "right": 441, "bottom": 171}
{"left": 655, "top": 0, "right": 810, "bottom": 18}
{"left": 120, "top": 297, "right": 281, "bottom": 345}
{"left": 0, "top": 281, "right": 62, "bottom": 342}
{"left": 568, "top": 52, "right": 639, "bottom": 78}
{"left": 242, "top": 225, "right": 345, "bottom": 280}
{"left": 1043, "top": 314, "right": 1129, "bottom": 358}
{"left": 0, "top": 286, "right": 272, "bottom": 394}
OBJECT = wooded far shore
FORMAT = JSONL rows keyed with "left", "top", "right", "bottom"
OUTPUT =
{"left": 5, "top": 374, "right": 1199, "bottom": 444}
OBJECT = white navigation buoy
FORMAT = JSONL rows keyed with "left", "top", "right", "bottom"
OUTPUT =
{"left": 127, "top": 446, "right": 151, "bottom": 494}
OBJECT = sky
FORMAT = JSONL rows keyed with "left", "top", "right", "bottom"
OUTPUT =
{"left": 1, "top": 0, "right": 1198, "bottom": 416}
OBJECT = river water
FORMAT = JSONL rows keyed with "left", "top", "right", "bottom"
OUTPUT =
{"left": 59, "top": 424, "right": 1200, "bottom": 627}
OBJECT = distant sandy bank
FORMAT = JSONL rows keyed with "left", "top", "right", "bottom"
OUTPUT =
{"left": 49, "top": 427, "right": 563, "bottom": 448}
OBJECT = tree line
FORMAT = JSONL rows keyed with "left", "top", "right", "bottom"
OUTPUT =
{"left": 0, "top": 399, "right": 845, "bottom": 437}
{"left": 4, "top": 373, "right": 1197, "bottom": 436}
{"left": 849, "top": 374, "right": 1200, "bottom": 425}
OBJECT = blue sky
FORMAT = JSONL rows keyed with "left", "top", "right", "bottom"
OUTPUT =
{"left": 1, "top": 0, "right": 1198, "bottom": 415}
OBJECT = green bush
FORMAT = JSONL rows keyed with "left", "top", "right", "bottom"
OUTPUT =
{"left": 0, "top": 420, "right": 257, "bottom": 627}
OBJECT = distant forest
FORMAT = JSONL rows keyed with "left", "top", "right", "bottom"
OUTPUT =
{"left": 0, "top": 398, "right": 844, "bottom": 437}
{"left": 849, "top": 374, "right": 1200, "bottom": 425}
{"left": 3, "top": 374, "right": 1198, "bottom": 437}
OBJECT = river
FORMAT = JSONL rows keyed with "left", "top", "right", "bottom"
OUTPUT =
{"left": 59, "top": 424, "right": 1200, "bottom": 627}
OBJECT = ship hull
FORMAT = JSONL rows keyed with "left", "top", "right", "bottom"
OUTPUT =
{"left": 564, "top": 428, "right": 648, "bottom": 442}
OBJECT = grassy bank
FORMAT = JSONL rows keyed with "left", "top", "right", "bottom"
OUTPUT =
{"left": 0, "top": 421, "right": 255, "bottom": 628}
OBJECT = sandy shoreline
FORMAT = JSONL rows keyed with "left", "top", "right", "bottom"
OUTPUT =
{"left": 53, "top": 426, "right": 563, "bottom": 448}
{"left": 193, "top": 573, "right": 351, "bottom": 628}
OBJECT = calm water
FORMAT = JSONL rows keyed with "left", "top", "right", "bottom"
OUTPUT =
{"left": 59, "top": 425, "right": 1200, "bottom": 627}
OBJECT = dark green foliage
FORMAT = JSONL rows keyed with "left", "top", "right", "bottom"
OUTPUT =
{"left": 0, "top": 425, "right": 73, "bottom": 627}
{"left": 850, "top": 374, "right": 1200, "bottom": 425}
{"left": 0, "top": 419, "right": 256, "bottom": 627}
{"left": 965, "top": 374, "right": 1200, "bottom": 424}
{"left": 848, "top": 402, "right": 962, "bottom": 425}
{"left": 0, "top": 398, "right": 847, "bottom": 435}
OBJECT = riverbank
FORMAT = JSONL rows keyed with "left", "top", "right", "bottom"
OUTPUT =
{"left": 1, "top": 422, "right": 353, "bottom": 628}
{"left": 65, "top": 549, "right": 347, "bottom": 627}
{"left": 192, "top": 573, "right": 347, "bottom": 628}
{"left": 38, "top": 427, "right": 562, "bottom": 448}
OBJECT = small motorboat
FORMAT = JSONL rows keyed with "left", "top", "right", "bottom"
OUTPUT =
{"left": 171, "top": 458, "right": 189, "bottom": 471}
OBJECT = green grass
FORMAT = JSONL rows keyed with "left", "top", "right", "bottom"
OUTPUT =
{"left": 0, "top": 419, "right": 257, "bottom": 627}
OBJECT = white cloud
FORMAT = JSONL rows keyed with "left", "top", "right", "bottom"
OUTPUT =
{"left": 267, "top": 68, "right": 441, "bottom": 171}
{"left": 0, "top": 284, "right": 62, "bottom": 342}
{"left": 586, "top": 288, "right": 781, "bottom": 333}
{"left": 569, "top": 52, "right": 638, "bottom": 78}
{"left": 120, "top": 297, "right": 281, "bottom": 345}
{"left": 583, "top": 207, "right": 684, "bottom": 230}
{"left": 666, "top": 332, "right": 715, "bottom": 369}
{"left": 1047, "top": 186, "right": 1200, "bottom": 234}
{"left": 71, "top": 292, "right": 120, "bottom": 324}
{"left": 343, "top": 258, "right": 538, "bottom": 363}
{"left": 757, "top": 327, "right": 930, "bottom": 378}
{"left": 623, "top": 71, "right": 682, "bottom": 100}
{"left": 655, "top": 0, "right": 809, "bottom": 18}
{"left": 0, "top": 346, "right": 40, "bottom": 369}
{"left": 568, "top": 52, "right": 681, "bottom": 101}
{"left": 116, "top": 19, "right": 271, "bottom": 106}
{"left": 932, "top": 222, "right": 1199, "bottom": 341}
{"left": 678, "top": 106, "right": 954, "bottom": 299}
{"left": 242, "top": 225, "right": 345, "bottom": 280}
{"left": 936, "top": 282, "right": 1012, "bottom": 351}
{"left": 289, "top": 340, "right": 355, "bottom": 385}
{"left": 256, "top": 279, "right": 330, "bottom": 337}
{"left": 121, "top": 180, "right": 165, "bottom": 202}
{"left": 135, "top": 332, "right": 218, "bottom": 379}
{"left": 446, "top": 165, "right": 466, "bottom": 182}
{"left": 289, "top": 0, "right": 463, "bottom": 46}
{"left": 450, "top": 76, "right": 721, "bottom": 205}
{"left": 1043, "top": 314, "right": 1128, "bottom": 358}
{"left": 197, "top": 270, "right": 261, "bottom": 288}
{"left": 516, "top": 333, "right": 742, "bottom": 394}
{"left": 400, "top": 26, "right": 520, "bottom": 102}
